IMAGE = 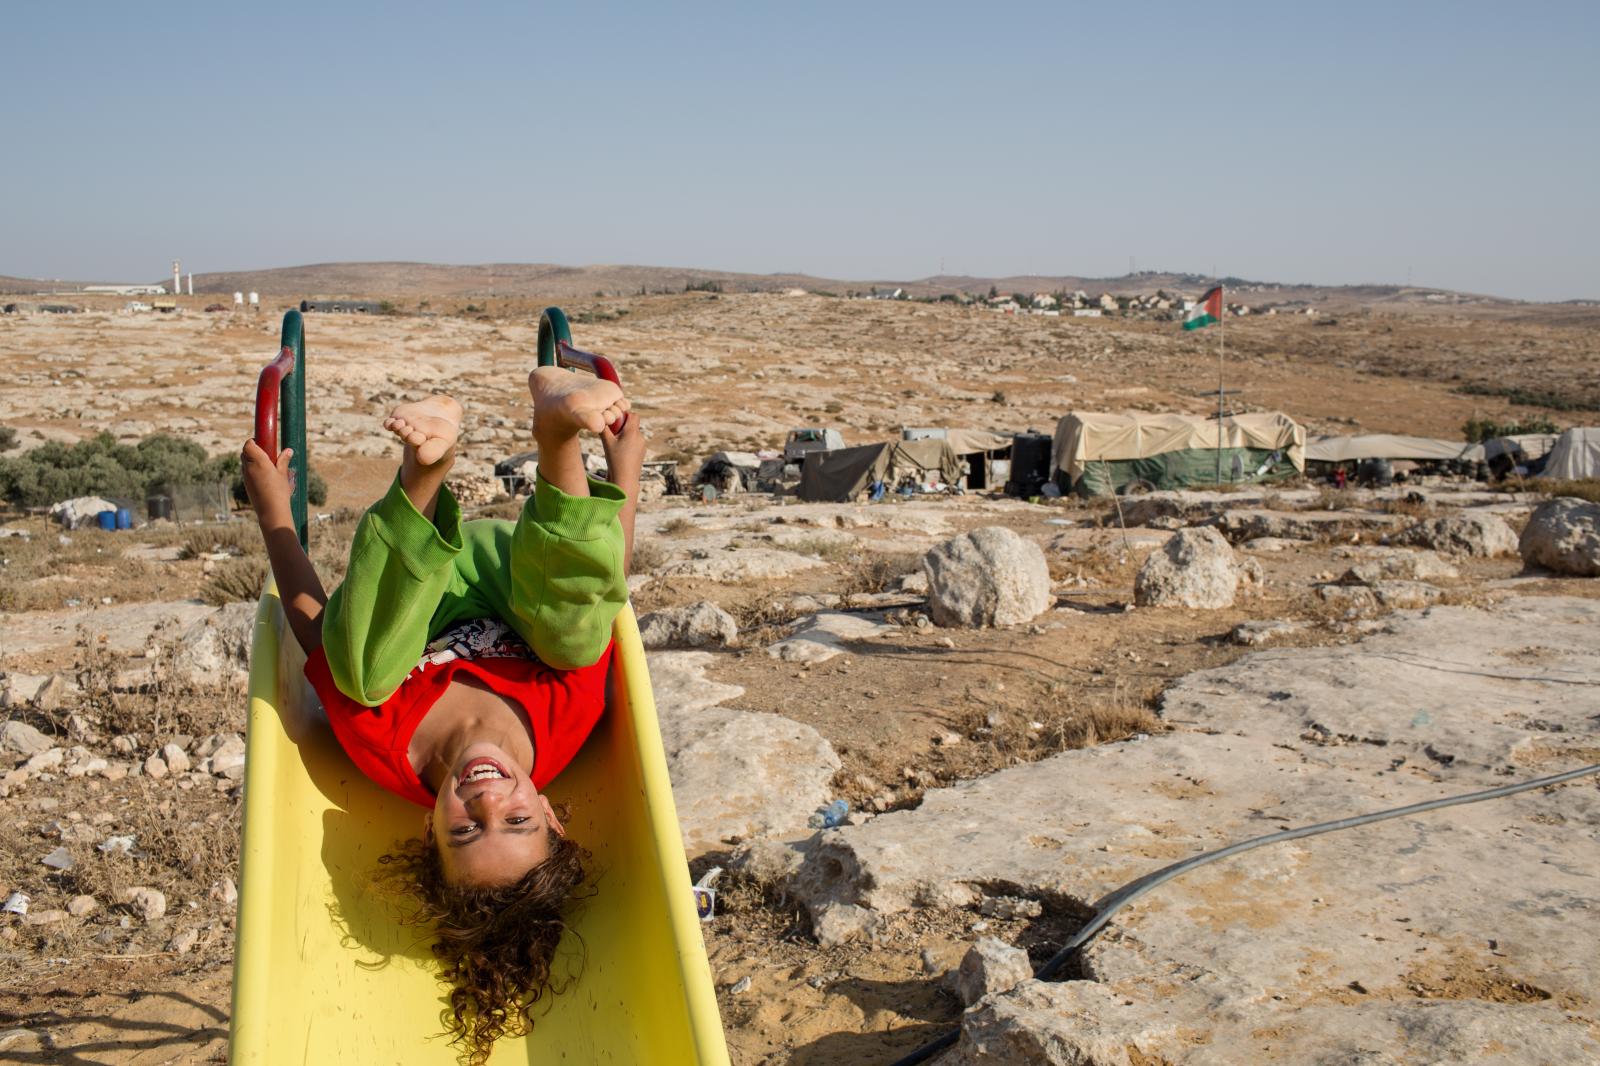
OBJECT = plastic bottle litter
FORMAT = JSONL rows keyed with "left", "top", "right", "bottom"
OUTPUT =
{"left": 808, "top": 799, "right": 850, "bottom": 829}
{"left": 692, "top": 867, "right": 722, "bottom": 922}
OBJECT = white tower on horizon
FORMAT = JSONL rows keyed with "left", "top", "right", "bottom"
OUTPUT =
{"left": 172, "top": 260, "right": 181, "bottom": 297}
{"left": 186, "top": 273, "right": 193, "bottom": 296}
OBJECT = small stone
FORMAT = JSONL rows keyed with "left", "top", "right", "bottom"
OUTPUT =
{"left": 209, "top": 736, "right": 246, "bottom": 779}
{"left": 111, "top": 735, "right": 137, "bottom": 754}
{"left": 728, "top": 975, "right": 751, "bottom": 995}
{"left": 143, "top": 754, "right": 168, "bottom": 779}
{"left": 117, "top": 886, "right": 167, "bottom": 922}
{"left": 168, "top": 928, "right": 200, "bottom": 955}
{"left": 211, "top": 877, "right": 238, "bottom": 906}
{"left": 160, "top": 743, "right": 191, "bottom": 774}
{"left": 40, "top": 846, "right": 73, "bottom": 870}
{"left": 67, "top": 895, "right": 98, "bottom": 917}
{"left": 979, "top": 896, "right": 1044, "bottom": 920}
{"left": 24, "top": 748, "right": 64, "bottom": 773}
{"left": 23, "top": 909, "right": 68, "bottom": 926}
{"left": 0, "top": 720, "right": 52, "bottom": 757}
{"left": 33, "top": 674, "right": 68, "bottom": 712}
{"left": 811, "top": 902, "right": 878, "bottom": 947}
{"left": 956, "top": 937, "right": 1034, "bottom": 1007}
{"left": 934, "top": 731, "right": 963, "bottom": 747}
{"left": 98, "top": 835, "right": 135, "bottom": 855}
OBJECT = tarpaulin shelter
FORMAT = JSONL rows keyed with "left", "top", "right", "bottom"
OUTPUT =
{"left": 1305, "top": 435, "right": 1478, "bottom": 464}
{"left": 1053, "top": 411, "right": 1304, "bottom": 496}
{"left": 693, "top": 451, "right": 764, "bottom": 494}
{"left": 798, "top": 440, "right": 961, "bottom": 502}
{"left": 1482, "top": 434, "right": 1559, "bottom": 478}
{"left": 903, "top": 428, "right": 1014, "bottom": 490}
{"left": 1541, "top": 428, "right": 1600, "bottom": 480}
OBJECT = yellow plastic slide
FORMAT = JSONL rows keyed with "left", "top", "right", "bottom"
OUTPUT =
{"left": 231, "top": 579, "right": 729, "bottom": 1064}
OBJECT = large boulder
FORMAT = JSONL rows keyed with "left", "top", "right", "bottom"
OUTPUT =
{"left": 1395, "top": 512, "right": 1518, "bottom": 558}
{"left": 923, "top": 527, "right": 1051, "bottom": 627}
{"left": 637, "top": 601, "right": 739, "bottom": 649}
{"left": 1134, "top": 527, "right": 1238, "bottom": 609}
{"left": 1519, "top": 498, "right": 1600, "bottom": 576}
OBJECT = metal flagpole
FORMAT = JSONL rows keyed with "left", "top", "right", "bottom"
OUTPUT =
{"left": 1216, "top": 283, "right": 1225, "bottom": 484}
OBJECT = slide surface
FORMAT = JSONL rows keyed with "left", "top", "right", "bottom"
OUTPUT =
{"left": 230, "top": 580, "right": 729, "bottom": 1064}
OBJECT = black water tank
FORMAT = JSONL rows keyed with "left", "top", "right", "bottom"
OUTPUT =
{"left": 1005, "top": 433, "right": 1054, "bottom": 497}
{"left": 146, "top": 495, "right": 174, "bottom": 522}
{"left": 1357, "top": 458, "right": 1393, "bottom": 487}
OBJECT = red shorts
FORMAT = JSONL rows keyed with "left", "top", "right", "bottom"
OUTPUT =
{"left": 304, "top": 641, "right": 612, "bottom": 809}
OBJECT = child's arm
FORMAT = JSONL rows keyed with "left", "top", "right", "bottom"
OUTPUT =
{"left": 601, "top": 417, "right": 645, "bottom": 573}
{"left": 241, "top": 441, "right": 327, "bottom": 655}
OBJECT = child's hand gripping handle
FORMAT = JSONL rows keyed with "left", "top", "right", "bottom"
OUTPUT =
{"left": 537, "top": 306, "right": 628, "bottom": 435}
{"left": 252, "top": 310, "right": 309, "bottom": 549}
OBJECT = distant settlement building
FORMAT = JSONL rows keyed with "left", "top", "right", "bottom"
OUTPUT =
{"left": 300, "top": 299, "right": 386, "bottom": 314}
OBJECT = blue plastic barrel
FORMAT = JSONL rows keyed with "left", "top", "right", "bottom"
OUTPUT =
{"left": 95, "top": 510, "right": 116, "bottom": 531}
{"left": 115, "top": 507, "right": 132, "bottom": 530}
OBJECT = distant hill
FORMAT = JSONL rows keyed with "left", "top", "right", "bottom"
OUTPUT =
{"left": 1, "top": 261, "right": 1578, "bottom": 312}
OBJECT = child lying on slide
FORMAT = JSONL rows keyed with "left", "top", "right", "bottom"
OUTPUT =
{"left": 241, "top": 367, "right": 641, "bottom": 1063}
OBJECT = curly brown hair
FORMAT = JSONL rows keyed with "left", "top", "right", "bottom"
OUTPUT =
{"left": 379, "top": 820, "right": 593, "bottom": 1065}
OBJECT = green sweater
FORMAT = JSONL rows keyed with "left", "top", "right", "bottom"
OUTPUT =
{"left": 322, "top": 472, "right": 627, "bottom": 707}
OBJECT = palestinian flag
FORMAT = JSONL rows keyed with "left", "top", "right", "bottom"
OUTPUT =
{"left": 1183, "top": 286, "right": 1222, "bottom": 331}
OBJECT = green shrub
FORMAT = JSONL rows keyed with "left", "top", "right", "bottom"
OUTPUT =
{"left": 0, "top": 431, "right": 327, "bottom": 510}
{"left": 1462, "top": 415, "right": 1560, "bottom": 444}
{"left": 0, "top": 425, "right": 16, "bottom": 452}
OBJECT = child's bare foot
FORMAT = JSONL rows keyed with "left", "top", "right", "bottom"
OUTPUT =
{"left": 529, "top": 367, "right": 629, "bottom": 441}
{"left": 384, "top": 394, "right": 462, "bottom": 468}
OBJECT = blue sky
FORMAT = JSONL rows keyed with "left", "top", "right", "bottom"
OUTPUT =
{"left": 3, "top": 1, "right": 1596, "bottom": 300}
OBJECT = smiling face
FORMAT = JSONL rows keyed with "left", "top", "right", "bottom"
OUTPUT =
{"left": 429, "top": 744, "right": 566, "bottom": 886}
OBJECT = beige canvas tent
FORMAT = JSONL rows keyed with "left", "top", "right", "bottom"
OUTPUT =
{"left": 1053, "top": 411, "right": 1304, "bottom": 495}
{"left": 1541, "top": 427, "right": 1600, "bottom": 480}
{"left": 1306, "top": 435, "right": 1478, "bottom": 464}
{"left": 798, "top": 439, "right": 962, "bottom": 502}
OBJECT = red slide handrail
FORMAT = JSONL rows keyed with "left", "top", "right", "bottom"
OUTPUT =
{"left": 254, "top": 345, "right": 297, "bottom": 462}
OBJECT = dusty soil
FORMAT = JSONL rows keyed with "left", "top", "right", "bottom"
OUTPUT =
{"left": 1, "top": 294, "right": 1597, "bottom": 1063}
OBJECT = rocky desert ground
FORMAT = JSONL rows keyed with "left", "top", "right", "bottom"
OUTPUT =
{"left": 2, "top": 291, "right": 1598, "bottom": 1064}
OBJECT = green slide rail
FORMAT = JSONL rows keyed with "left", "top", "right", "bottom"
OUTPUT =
{"left": 252, "top": 310, "right": 309, "bottom": 548}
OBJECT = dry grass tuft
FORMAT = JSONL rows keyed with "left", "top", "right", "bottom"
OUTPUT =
{"left": 1524, "top": 477, "right": 1600, "bottom": 504}
{"left": 177, "top": 525, "right": 258, "bottom": 560}
{"left": 838, "top": 551, "right": 921, "bottom": 601}
{"left": 954, "top": 679, "right": 1165, "bottom": 762}
{"left": 725, "top": 597, "right": 807, "bottom": 645}
{"left": 201, "top": 558, "right": 267, "bottom": 606}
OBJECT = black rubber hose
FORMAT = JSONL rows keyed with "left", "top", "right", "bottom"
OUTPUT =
{"left": 887, "top": 762, "right": 1600, "bottom": 1066}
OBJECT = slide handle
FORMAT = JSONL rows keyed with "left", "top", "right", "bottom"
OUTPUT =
{"left": 252, "top": 310, "right": 309, "bottom": 548}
